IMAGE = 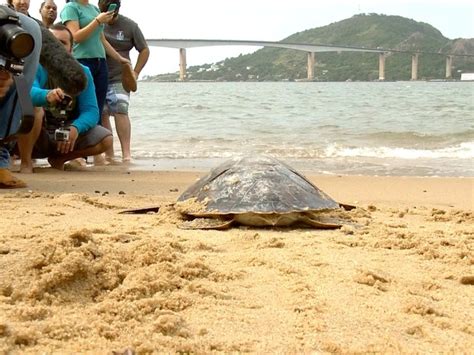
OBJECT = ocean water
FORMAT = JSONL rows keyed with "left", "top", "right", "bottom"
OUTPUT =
{"left": 123, "top": 81, "right": 473, "bottom": 176}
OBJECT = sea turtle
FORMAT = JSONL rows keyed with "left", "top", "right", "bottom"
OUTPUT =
{"left": 174, "top": 155, "right": 353, "bottom": 230}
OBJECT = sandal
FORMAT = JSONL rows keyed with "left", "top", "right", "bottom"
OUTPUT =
{"left": 0, "top": 169, "right": 27, "bottom": 189}
{"left": 121, "top": 63, "right": 137, "bottom": 93}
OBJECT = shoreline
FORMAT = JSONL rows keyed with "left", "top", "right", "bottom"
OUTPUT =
{"left": 3, "top": 167, "right": 473, "bottom": 210}
{"left": 27, "top": 156, "right": 474, "bottom": 178}
{"left": 141, "top": 79, "right": 472, "bottom": 83}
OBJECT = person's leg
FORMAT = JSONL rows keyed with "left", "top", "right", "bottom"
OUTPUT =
{"left": 48, "top": 135, "right": 113, "bottom": 170}
{"left": 93, "top": 59, "right": 109, "bottom": 164}
{"left": 78, "top": 58, "right": 110, "bottom": 165}
{"left": 48, "top": 126, "right": 113, "bottom": 170}
{"left": 100, "top": 111, "right": 115, "bottom": 161}
{"left": 78, "top": 58, "right": 109, "bottom": 119}
{"left": 114, "top": 113, "right": 131, "bottom": 161}
{"left": 111, "top": 83, "right": 132, "bottom": 162}
{"left": 0, "top": 88, "right": 28, "bottom": 188}
{"left": 95, "top": 59, "right": 109, "bottom": 120}
{"left": 0, "top": 147, "right": 27, "bottom": 188}
{"left": 17, "top": 108, "right": 44, "bottom": 173}
{"left": 101, "top": 84, "right": 116, "bottom": 161}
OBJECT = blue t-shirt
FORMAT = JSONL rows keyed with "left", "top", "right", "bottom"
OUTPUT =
{"left": 60, "top": 2, "right": 106, "bottom": 59}
{"left": 31, "top": 64, "right": 99, "bottom": 134}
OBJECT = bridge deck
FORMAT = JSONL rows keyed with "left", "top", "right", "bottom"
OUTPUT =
{"left": 145, "top": 39, "right": 474, "bottom": 57}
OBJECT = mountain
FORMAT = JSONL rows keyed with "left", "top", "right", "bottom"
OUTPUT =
{"left": 146, "top": 14, "right": 474, "bottom": 82}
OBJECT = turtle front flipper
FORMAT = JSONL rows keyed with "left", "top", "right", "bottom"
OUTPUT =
{"left": 179, "top": 217, "right": 234, "bottom": 230}
{"left": 119, "top": 206, "right": 160, "bottom": 214}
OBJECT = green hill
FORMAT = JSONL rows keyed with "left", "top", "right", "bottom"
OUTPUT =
{"left": 147, "top": 13, "right": 474, "bottom": 81}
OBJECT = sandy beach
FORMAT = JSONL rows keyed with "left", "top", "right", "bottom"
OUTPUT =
{"left": 0, "top": 168, "right": 473, "bottom": 353}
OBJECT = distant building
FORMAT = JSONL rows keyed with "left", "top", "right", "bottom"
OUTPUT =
{"left": 461, "top": 73, "right": 474, "bottom": 81}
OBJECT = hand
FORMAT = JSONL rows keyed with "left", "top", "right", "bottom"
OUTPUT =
{"left": 56, "top": 126, "right": 78, "bottom": 154}
{"left": 96, "top": 11, "right": 114, "bottom": 25}
{"left": 119, "top": 57, "right": 132, "bottom": 66}
{"left": 0, "top": 70, "right": 13, "bottom": 98}
{"left": 46, "top": 88, "right": 65, "bottom": 105}
{"left": 133, "top": 71, "right": 139, "bottom": 80}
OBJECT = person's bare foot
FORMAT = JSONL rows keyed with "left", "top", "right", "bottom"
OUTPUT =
{"left": 63, "top": 158, "right": 88, "bottom": 171}
{"left": 0, "top": 168, "right": 27, "bottom": 188}
{"left": 105, "top": 156, "right": 121, "bottom": 165}
{"left": 19, "top": 162, "right": 34, "bottom": 174}
{"left": 48, "top": 156, "right": 66, "bottom": 171}
{"left": 93, "top": 154, "right": 109, "bottom": 166}
{"left": 68, "top": 158, "right": 87, "bottom": 167}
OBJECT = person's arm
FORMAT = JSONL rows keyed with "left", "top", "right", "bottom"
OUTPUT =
{"left": 62, "top": 5, "right": 114, "bottom": 43}
{"left": 29, "top": 65, "right": 64, "bottom": 107}
{"left": 132, "top": 24, "right": 150, "bottom": 78}
{"left": 70, "top": 67, "right": 99, "bottom": 135}
{"left": 101, "top": 32, "right": 130, "bottom": 65}
{"left": 64, "top": 19, "right": 97, "bottom": 43}
{"left": 133, "top": 47, "right": 150, "bottom": 79}
{"left": 30, "top": 66, "right": 49, "bottom": 107}
{"left": 0, "top": 70, "right": 13, "bottom": 99}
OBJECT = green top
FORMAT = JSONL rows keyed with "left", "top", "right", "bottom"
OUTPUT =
{"left": 60, "top": 2, "right": 106, "bottom": 59}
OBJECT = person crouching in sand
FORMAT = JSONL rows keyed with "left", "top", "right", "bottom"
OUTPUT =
{"left": 17, "top": 23, "right": 113, "bottom": 172}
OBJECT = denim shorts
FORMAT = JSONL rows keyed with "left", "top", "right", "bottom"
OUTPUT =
{"left": 104, "top": 82, "right": 130, "bottom": 115}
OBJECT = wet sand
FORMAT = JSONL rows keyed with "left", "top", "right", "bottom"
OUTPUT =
{"left": 0, "top": 169, "right": 473, "bottom": 353}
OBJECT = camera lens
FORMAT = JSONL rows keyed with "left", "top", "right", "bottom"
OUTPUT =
{"left": 0, "top": 23, "right": 34, "bottom": 59}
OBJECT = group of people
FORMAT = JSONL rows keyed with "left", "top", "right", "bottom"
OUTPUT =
{"left": 0, "top": 0, "right": 149, "bottom": 188}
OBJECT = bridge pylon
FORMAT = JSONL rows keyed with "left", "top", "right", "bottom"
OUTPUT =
{"left": 445, "top": 55, "right": 453, "bottom": 79}
{"left": 179, "top": 48, "right": 187, "bottom": 81}
{"left": 378, "top": 52, "right": 386, "bottom": 81}
{"left": 307, "top": 52, "right": 315, "bottom": 80}
{"left": 411, "top": 53, "right": 419, "bottom": 80}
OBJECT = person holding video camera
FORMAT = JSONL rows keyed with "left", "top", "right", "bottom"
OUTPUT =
{"left": 17, "top": 23, "right": 113, "bottom": 172}
{"left": 0, "top": 6, "right": 41, "bottom": 188}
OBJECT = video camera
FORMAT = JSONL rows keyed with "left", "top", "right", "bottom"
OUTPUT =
{"left": 0, "top": 5, "right": 35, "bottom": 75}
{"left": 52, "top": 94, "right": 72, "bottom": 141}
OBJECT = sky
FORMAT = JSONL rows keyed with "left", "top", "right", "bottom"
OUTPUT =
{"left": 26, "top": 0, "right": 474, "bottom": 78}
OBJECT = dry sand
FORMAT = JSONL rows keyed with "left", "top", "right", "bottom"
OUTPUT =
{"left": 0, "top": 168, "right": 473, "bottom": 353}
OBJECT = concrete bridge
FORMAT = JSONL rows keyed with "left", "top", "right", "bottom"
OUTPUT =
{"left": 145, "top": 39, "right": 474, "bottom": 81}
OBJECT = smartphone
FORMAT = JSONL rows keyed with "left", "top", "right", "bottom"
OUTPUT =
{"left": 107, "top": 3, "right": 117, "bottom": 12}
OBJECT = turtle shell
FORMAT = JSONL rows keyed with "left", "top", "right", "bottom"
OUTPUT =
{"left": 177, "top": 156, "right": 339, "bottom": 216}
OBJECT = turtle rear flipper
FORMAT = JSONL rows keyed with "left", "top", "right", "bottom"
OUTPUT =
{"left": 298, "top": 216, "right": 342, "bottom": 229}
{"left": 179, "top": 217, "right": 234, "bottom": 230}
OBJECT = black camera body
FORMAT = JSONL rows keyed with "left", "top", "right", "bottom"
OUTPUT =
{"left": 0, "top": 5, "right": 35, "bottom": 75}
{"left": 56, "top": 94, "right": 72, "bottom": 116}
